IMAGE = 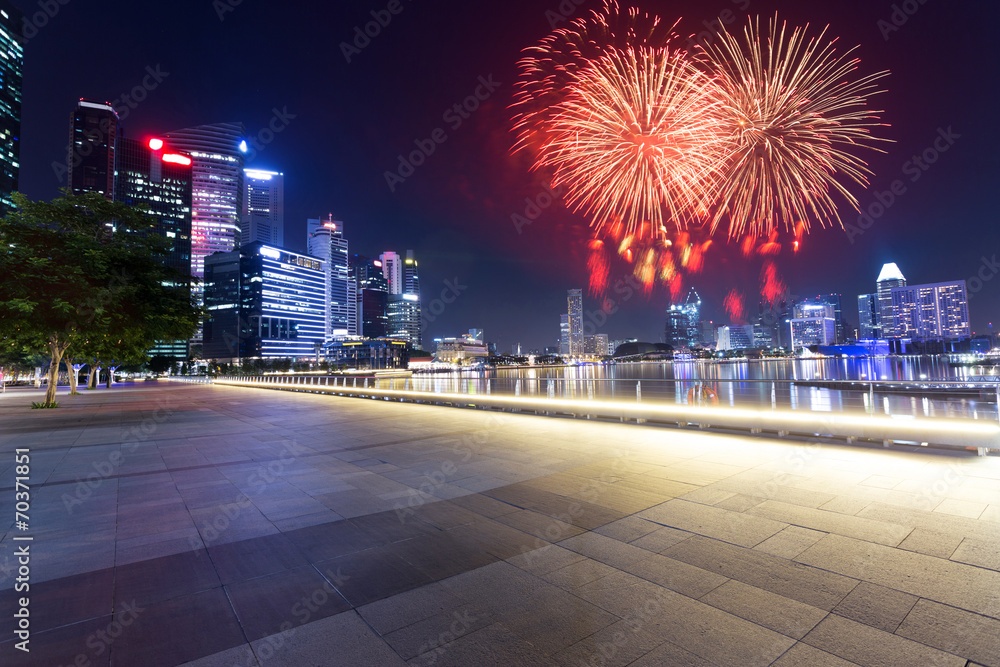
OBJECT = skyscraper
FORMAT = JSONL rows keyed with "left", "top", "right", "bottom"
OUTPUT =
{"left": 876, "top": 263, "right": 906, "bottom": 338}
{"left": 801, "top": 294, "right": 844, "bottom": 343}
{"left": 666, "top": 288, "right": 701, "bottom": 349}
{"left": 568, "top": 289, "right": 583, "bottom": 356}
{"left": 307, "top": 216, "right": 354, "bottom": 338}
{"left": 0, "top": 1, "right": 21, "bottom": 217}
{"left": 242, "top": 169, "right": 284, "bottom": 246}
{"left": 379, "top": 251, "right": 403, "bottom": 294}
{"left": 858, "top": 294, "right": 878, "bottom": 339}
{"left": 891, "top": 281, "right": 970, "bottom": 340}
{"left": 68, "top": 100, "right": 118, "bottom": 199}
{"left": 164, "top": 122, "right": 246, "bottom": 284}
{"left": 350, "top": 254, "right": 389, "bottom": 339}
{"left": 560, "top": 314, "right": 570, "bottom": 355}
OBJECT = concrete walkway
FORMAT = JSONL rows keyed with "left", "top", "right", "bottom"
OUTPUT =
{"left": 0, "top": 382, "right": 998, "bottom": 666}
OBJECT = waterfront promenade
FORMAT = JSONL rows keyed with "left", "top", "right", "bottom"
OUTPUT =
{"left": 1, "top": 382, "right": 999, "bottom": 666}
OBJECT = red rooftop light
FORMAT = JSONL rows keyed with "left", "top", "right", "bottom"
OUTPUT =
{"left": 148, "top": 138, "right": 164, "bottom": 151}
{"left": 162, "top": 153, "right": 192, "bottom": 166}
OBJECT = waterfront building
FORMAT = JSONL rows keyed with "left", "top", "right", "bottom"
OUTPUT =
{"left": 559, "top": 314, "right": 571, "bottom": 355}
{"left": 379, "top": 251, "right": 404, "bottom": 294}
{"left": 68, "top": 100, "right": 118, "bottom": 200}
{"left": 388, "top": 294, "right": 422, "bottom": 348}
{"left": 241, "top": 169, "right": 283, "bottom": 246}
{"left": 876, "top": 263, "right": 907, "bottom": 338}
{"left": 324, "top": 338, "right": 409, "bottom": 369}
{"left": 717, "top": 325, "right": 754, "bottom": 351}
{"left": 858, "top": 293, "right": 879, "bottom": 339}
{"left": 891, "top": 280, "right": 970, "bottom": 340}
{"left": 568, "top": 289, "right": 584, "bottom": 356}
{"left": 790, "top": 316, "right": 837, "bottom": 350}
{"left": 800, "top": 294, "right": 844, "bottom": 343}
{"left": 435, "top": 335, "right": 488, "bottom": 364}
{"left": 0, "top": 1, "right": 21, "bottom": 216}
{"left": 665, "top": 288, "right": 702, "bottom": 349}
{"left": 203, "top": 243, "right": 327, "bottom": 361}
{"left": 308, "top": 216, "right": 355, "bottom": 338}
{"left": 379, "top": 250, "right": 421, "bottom": 347}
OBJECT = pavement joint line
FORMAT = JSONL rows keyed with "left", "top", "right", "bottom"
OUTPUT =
{"left": 0, "top": 426, "right": 492, "bottom": 492}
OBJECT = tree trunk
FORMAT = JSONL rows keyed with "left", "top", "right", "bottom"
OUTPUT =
{"left": 44, "top": 336, "right": 70, "bottom": 406}
{"left": 106, "top": 365, "right": 118, "bottom": 388}
{"left": 65, "top": 358, "right": 80, "bottom": 394}
{"left": 87, "top": 365, "right": 100, "bottom": 390}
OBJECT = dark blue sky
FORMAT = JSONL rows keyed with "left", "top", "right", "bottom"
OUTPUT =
{"left": 14, "top": 0, "right": 1000, "bottom": 349}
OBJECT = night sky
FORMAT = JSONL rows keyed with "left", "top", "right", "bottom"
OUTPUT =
{"left": 14, "top": 0, "right": 1000, "bottom": 350}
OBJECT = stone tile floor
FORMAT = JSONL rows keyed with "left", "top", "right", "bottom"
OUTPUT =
{"left": 0, "top": 382, "right": 998, "bottom": 666}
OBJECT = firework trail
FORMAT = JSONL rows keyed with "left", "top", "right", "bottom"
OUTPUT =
{"left": 701, "top": 15, "right": 890, "bottom": 239}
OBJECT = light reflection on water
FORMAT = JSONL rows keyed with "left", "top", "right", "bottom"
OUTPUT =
{"left": 407, "top": 357, "right": 999, "bottom": 421}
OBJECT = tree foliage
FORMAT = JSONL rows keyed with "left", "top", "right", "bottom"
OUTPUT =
{"left": 0, "top": 192, "right": 202, "bottom": 405}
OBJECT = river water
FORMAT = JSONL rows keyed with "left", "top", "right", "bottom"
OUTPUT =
{"left": 409, "top": 357, "right": 1000, "bottom": 421}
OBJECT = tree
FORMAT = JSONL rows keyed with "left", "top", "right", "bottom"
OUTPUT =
{"left": 0, "top": 192, "right": 202, "bottom": 406}
{"left": 147, "top": 355, "right": 175, "bottom": 375}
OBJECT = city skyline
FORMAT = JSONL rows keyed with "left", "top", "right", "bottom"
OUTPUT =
{"left": 5, "top": 0, "right": 999, "bottom": 350}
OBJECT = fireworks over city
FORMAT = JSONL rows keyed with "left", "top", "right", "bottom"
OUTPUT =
{"left": 511, "top": 0, "right": 890, "bottom": 310}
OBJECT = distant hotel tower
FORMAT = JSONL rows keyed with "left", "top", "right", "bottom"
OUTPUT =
{"left": 68, "top": 100, "right": 118, "bottom": 199}
{"left": 242, "top": 169, "right": 284, "bottom": 247}
{"left": 0, "top": 1, "right": 21, "bottom": 217}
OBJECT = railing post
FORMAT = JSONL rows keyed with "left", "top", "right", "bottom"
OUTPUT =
{"left": 588, "top": 381, "right": 594, "bottom": 401}
{"left": 515, "top": 380, "right": 521, "bottom": 397}
{"left": 870, "top": 381, "right": 875, "bottom": 415}
{"left": 771, "top": 382, "right": 776, "bottom": 410}
{"left": 547, "top": 380, "right": 554, "bottom": 399}
{"left": 637, "top": 381, "right": 641, "bottom": 403}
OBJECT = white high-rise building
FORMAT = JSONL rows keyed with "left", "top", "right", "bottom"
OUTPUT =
{"left": 242, "top": 169, "right": 284, "bottom": 247}
{"left": 380, "top": 251, "right": 404, "bottom": 294}
{"left": 568, "top": 289, "right": 584, "bottom": 356}
{"left": 876, "top": 263, "right": 906, "bottom": 338}
{"left": 308, "top": 216, "right": 356, "bottom": 338}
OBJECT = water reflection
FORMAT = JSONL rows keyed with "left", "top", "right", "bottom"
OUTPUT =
{"left": 406, "top": 357, "right": 998, "bottom": 421}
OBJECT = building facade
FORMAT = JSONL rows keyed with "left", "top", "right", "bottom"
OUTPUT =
{"left": 350, "top": 254, "right": 389, "bottom": 339}
{"left": 891, "top": 281, "right": 970, "bottom": 340}
{"left": 380, "top": 249, "right": 421, "bottom": 347}
{"left": 665, "top": 288, "right": 701, "bottom": 349}
{"left": 717, "top": 326, "right": 754, "bottom": 351}
{"left": 790, "top": 317, "right": 837, "bottom": 350}
{"left": 858, "top": 293, "right": 879, "bottom": 339}
{"left": 568, "top": 289, "right": 584, "bottom": 356}
{"left": 204, "top": 243, "right": 327, "bottom": 360}
{"left": 307, "top": 216, "right": 355, "bottom": 338}
{"left": 876, "top": 263, "right": 907, "bottom": 338}
{"left": 68, "top": 100, "right": 118, "bottom": 199}
{"left": 0, "top": 1, "right": 21, "bottom": 216}
{"left": 164, "top": 122, "right": 246, "bottom": 284}
{"left": 241, "top": 169, "right": 284, "bottom": 246}
{"left": 115, "top": 135, "right": 195, "bottom": 360}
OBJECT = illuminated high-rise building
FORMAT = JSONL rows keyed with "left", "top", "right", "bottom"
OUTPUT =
{"left": 0, "top": 1, "right": 22, "bottom": 216}
{"left": 164, "top": 122, "right": 246, "bottom": 283}
{"left": 307, "top": 216, "right": 354, "bottom": 338}
{"left": 350, "top": 254, "right": 389, "bottom": 339}
{"left": 379, "top": 251, "right": 404, "bottom": 294}
{"left": 891, "top": 281, "right": 970, "bottom": 340}
{"left": 876, "top": 263, "right": 906, "bottom": 338}
{"left": 242, "top": 169, "right": 284, "bottom": 246}
{"left": 68, "top": 100, "right": 118, "bottom": 199}
{"left": 568, "top": 289, "right": 583, "bottom": 356}
{"left": 858, "top": 293, "right": 878, "bottom": 339}
{"left": 560, "top": 314, "right": 570, "bottom": 355}
{"left": 666, "top": 288, "right": 701, "bottom": 349}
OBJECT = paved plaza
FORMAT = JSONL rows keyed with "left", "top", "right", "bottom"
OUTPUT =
{"left": 0, "top": 381, "right": 999, "bottom": 666}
